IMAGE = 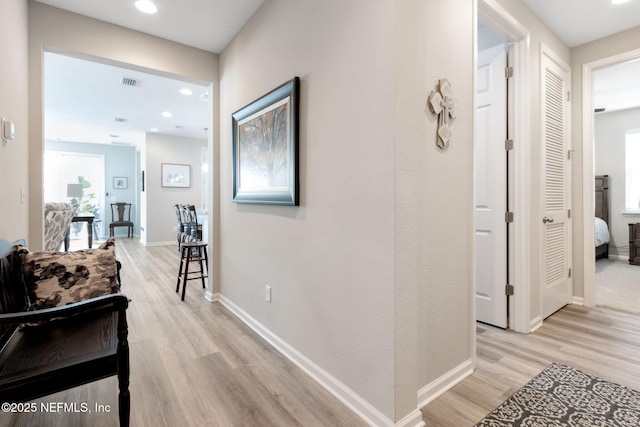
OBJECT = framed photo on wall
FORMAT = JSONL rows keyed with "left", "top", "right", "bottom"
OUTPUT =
{"left": 232, "top": 77, "right": 300, "bottom": 206}
{"left": 161, "top": 163, "right": 191, "bottom": 188}
{"left": 113, "top": 177, "right": 128, "bottom": 189}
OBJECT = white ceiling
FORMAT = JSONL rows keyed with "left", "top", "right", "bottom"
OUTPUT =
{"left": 38, "top": 0, "right": 264, "bottom": 146}
{"left": 35, "top": 0, "right": 264, "bottom": 54}
{"left": 521, "top": 0, "right": 640, "bottom": 48}
{"left": 44, "top": 51, "right": 211, "bottom": 146}
{"left": 520, "top": 0, "right": 640, "bottom": 113}
{"left": 38, "top": 0, "right": 640, "bottom": 146}
{"left": 593, "top": 58, "right": 640, "bottom": 113}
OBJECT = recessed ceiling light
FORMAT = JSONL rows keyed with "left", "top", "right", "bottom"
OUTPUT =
{"left": 135, "top": 0, "right": 157, "bottom": 14}
{"left": 180, "top": 88, "right": 193, "bottom": 96}
{"left": 161, "top": 111, "right": 173, "bottom": 118}
{"left": 149, "top": 128, "right": 159, "bottom": 132}
{"left": 611, "top": 0, "right": 631, "bottom": 4}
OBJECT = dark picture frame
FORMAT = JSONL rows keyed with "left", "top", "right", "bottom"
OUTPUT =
{"left": 232, "top": 77, "right": 300, "bottom": 205}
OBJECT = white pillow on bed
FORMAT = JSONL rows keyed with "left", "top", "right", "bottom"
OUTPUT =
{"left": 594, "top": 217, "right": 610, "bottom": 247}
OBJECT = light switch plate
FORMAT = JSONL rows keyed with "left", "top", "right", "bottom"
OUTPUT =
{"left": 2, "top": 118, "right": 15, "bottom": 142}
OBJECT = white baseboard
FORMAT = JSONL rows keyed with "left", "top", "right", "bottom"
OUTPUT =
{"left": 204, "top": 291, "right": 220, "bottom": 302}
{"left": 572, "top": 297, "right": 584, "bottom": 305}
{"left": 218, "top": 295, "right": 412, "bottom": 427}
{"left": 417, "top": 358, "right": 474, "bottom": 409}
{"left": 395, "top": 409, "right": 425, "bottom": 427}
{"left": 530, "top": 316, "right": 543, "bottom": 333}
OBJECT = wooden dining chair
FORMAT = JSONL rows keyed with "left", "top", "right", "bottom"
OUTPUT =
{"left": 109, "top": 203, "right": 134, "bottom": 238}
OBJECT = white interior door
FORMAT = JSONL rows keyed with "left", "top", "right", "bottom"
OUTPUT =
{"left": 475, "top": 42, "right": 508, "bottom": 328}
{"left": 541, "top": 49, "right": 571, "bottom": 319}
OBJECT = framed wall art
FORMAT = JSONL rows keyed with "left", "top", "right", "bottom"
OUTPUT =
{"left": 161, "top": 163, "right": 191, "bottom": 188}
{"left": 113, "top": 177, "right": 128, "bottom": 189}
{"left": 232, "top": 77, "right": 300, "bottom": 205}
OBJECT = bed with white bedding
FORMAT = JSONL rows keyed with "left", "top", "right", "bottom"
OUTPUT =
{"left": 595, "top": 175, "right": 610, "bottom": 259}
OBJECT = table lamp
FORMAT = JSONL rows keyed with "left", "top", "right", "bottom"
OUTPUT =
{"left": 67, "top": 183, "right": 83, "bottom": 198}
{"left": 67, "top": 183, "right": 83, "bottom": 214}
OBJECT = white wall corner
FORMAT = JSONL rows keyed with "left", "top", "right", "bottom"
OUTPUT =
{"left": 530, "top": 316, "right": 543, "bottom": 333}
{"left": 218, "top": 295, "right": 396, "bottom": 427}
{"left": 395, "top": 409, "right": 426, "bottom": 427}
{"left": 416, "top": 359, "right": 474, "bottom": 409}
{"left": 204, "top": 291, "right": 220, "bottom": 302}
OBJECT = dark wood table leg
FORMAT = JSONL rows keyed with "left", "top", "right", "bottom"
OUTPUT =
{"left": 87, "top": 219, "right": 93, "bottom": 248}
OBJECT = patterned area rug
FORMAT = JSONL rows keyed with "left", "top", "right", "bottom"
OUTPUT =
{"left": 475, "top": 363, "right": 640, "bottom": 426}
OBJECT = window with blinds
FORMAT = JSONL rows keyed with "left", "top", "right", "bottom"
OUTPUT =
{"left": 626, "top": 131, "right": 640, "bottom": 212}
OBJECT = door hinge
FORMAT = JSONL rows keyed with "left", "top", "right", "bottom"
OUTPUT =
{"left": 505, "top": 139, "right": 514, "bottom": 151}
{"left": 505, "top": 66, "right": 514, "bottom": 79}
{"left": 568, "top": 268, "right": 572, "bottom": 278}
{"left": 506, "top": 284, "right": 515, "bottom": 296}
{"left": 568, "top": 209, "right": 571, "bottom": 219}
{"left": 505, "top": 211, "right": 514, "bottom": 223}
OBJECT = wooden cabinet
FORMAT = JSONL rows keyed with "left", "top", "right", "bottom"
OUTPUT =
{"left": 630, "top": 223, "right": 640, "bottom": 266}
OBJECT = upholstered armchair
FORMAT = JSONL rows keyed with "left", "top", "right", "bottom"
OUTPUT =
{"left": 43, "top": 202, "right": 74, "bottom": 251}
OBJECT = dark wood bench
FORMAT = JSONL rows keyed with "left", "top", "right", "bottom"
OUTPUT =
{"left": 0, "top": 239, "right": 130, "bottom": 426}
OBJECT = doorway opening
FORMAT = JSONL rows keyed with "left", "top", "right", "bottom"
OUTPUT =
{"left": 585, "top": 53, "right": 640, "bottom": 313}
{"left": 476, "top": 0, "right": 531, "bottom": 333}
{"left": 475, "top": 24, "right": 510, "bottom": 328}
{"left": 42, "top": 49, "right": 213, "bottom": 248}
{"left": 581, "top": 48, "right": 640, "bottom": 309}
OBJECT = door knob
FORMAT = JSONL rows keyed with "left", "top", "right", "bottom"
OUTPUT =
{"left": 542, "top": 216, "right": 554, "bottom": 224}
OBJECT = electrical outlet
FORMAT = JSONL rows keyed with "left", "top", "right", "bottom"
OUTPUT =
{"left": 265, "top": 285, "right": 272, "bottom": 303}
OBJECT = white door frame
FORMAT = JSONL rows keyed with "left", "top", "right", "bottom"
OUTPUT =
{"left": 581, "top": 48, "right": 640, "bottom": 307}
{"left": 478, "top": 0, "right": 532, "bottom": 333}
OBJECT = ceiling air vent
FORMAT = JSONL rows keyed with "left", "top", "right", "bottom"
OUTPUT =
{"left": 121, "top": 77, "right": 137, "bottom": 87}
{"left": 114, "top": 117, "right": 127, "bottom": 123}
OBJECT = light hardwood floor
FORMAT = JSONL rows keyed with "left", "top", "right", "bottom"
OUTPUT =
{"left": 422, "top": 305, "right": 640, "bottom": 426}
{"left": 3, "top": 239, "right": 640, "bottom": 426}
{"left": 1, "top": 239, "right": 367, "bottom": 427}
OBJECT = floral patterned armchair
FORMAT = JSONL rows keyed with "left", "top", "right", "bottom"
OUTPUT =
{"left": 43, "top": 202, "right": 74, "bottom": 251}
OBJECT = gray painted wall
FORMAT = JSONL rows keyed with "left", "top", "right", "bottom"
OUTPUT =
{"left": 145, "top": 133, "right": 206, "bottom": 245}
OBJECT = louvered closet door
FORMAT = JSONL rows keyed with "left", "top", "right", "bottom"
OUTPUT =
{"left": 541, "top": 50, "right": 571, "bottom": 320}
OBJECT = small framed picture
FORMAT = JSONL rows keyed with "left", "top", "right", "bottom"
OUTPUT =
{"left": 161, "top": 163, "right": 191, "bottom": 188}
{"left": 113, "top": 177, "right": 128, "bottom": 189}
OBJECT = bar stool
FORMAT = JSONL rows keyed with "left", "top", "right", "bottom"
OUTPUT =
{"left": 176, "top": 241, "right": 208, "bottom": 301}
